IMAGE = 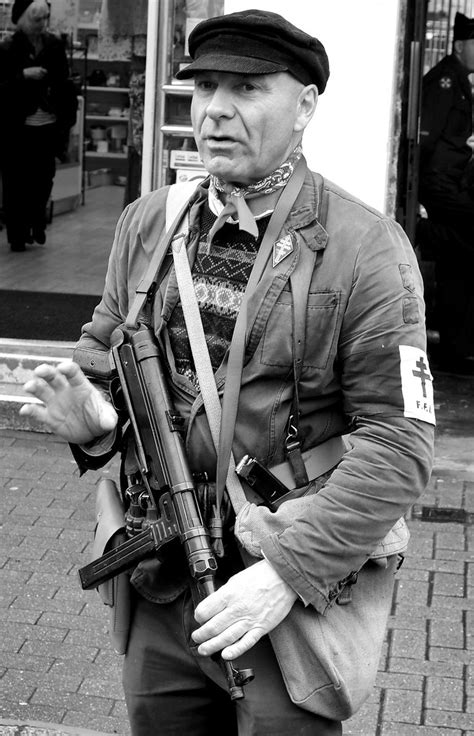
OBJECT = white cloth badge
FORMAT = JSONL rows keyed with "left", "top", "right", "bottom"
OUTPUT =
{"left": 439, "top": 76, "right": 452, "bottom": 90}
{"left": 399, "top": 345, "right": 436, "bottom": 425}
{"left": 273, "top": 234, "right": 293, "bottom": 267}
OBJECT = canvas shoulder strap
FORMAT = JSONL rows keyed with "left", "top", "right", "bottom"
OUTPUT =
{"left": 165, "top": 179, "right": 205, "bottom": 228}
{"left": 125, "top": 179, "right": 204, "bottom": 329}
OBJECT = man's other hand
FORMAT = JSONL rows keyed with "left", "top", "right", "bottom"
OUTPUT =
{"left": 19, "top": 361, "right": 118, "bottom": 444}
{"left": 192, "top": 558, "right": 297, "bottom": 659}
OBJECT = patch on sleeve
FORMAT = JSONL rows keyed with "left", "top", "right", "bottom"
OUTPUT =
{"left": 402, "top": 296, "right": 420, "bottom": 324}
{"left": 399, "top": 264, "right": 416, "bottom": 293}
{"left": 439, "top": 76, "right": 452, "bottom": 90}
{"left": 399, "top": 346, "right": 435, "bottom": 425}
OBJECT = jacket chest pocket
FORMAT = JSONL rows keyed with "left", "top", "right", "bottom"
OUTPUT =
{"left": 260, "top": 290, "right": 340, "bottom": 371}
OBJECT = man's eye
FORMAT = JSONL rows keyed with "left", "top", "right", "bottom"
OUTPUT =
{"left": 195, "top": 80, "right": 214, "bottom": 91}
{"left": 241, "top": 83, "right": 256, "bottom": 92}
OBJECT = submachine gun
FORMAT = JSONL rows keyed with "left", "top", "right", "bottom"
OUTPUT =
{"left": 77, "top": 323, "right": 254, "bottom": 700}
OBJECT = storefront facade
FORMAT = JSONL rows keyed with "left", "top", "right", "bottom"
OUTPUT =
{"left": 0, "top": 0, "right": 472, "bottom": 345}
{"left": 143, "top": 0, "right": 406, "bottom": 216}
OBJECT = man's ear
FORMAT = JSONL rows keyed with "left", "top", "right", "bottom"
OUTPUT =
{"left": 454, "top": 39, "right": 464, "bottom": 55}
{"left": 294, "top": 84, "right": 318, "bottom": 133}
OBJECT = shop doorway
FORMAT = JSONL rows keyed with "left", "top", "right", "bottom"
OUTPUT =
{"left": 395, "top": 0, "right": 474, "bottom": 339}
{"left": 396, "top": 0, "right": 474, "bottom": 241}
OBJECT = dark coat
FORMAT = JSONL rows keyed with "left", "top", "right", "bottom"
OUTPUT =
{"left": 419, "top": 54, "right": 473, "bottom": 190}
{"left": 0, "top": 30, "right": 77, "bottom": 152}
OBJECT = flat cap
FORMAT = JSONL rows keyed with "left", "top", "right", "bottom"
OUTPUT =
{"left": 175, "top": 8, "right": 330, "bottom": 93}
{"left": 453, "top": 11, "right": 474, "bottom": 41}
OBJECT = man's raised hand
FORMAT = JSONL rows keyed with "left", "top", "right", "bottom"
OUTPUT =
{"left": 19, "top": 361, "right": 118, "bottom": 444}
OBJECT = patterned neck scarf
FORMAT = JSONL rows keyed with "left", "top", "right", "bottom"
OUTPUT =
{"left": 208, "top": 144, "right": 303, "bottom": 243}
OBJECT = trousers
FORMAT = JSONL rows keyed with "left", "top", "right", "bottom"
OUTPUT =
{"left": 122, "top": 589, "right": 343, "bottom": 736}
{"left": 1, "top": 123, "right": 57, "bottom": 245}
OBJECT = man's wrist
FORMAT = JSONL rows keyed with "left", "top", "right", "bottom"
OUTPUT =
{"left": 80, "top": 427, "right": 117, "bottom": 456}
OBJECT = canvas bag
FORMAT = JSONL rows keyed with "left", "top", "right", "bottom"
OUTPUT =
{"left": 167, "top": 174, "right": 409, "bottom": 720}
{"left": 234, "top": 498, "right": 405, "bottom": 720}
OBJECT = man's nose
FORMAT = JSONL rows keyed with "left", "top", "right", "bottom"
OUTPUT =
{"left": 205, "top": 89, "right": 233, "bottom": 119}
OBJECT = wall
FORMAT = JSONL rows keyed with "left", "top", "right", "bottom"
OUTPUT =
{"left": 225, "top": 0, "right": 402, "bottom": 214}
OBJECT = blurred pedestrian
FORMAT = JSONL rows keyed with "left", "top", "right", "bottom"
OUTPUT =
{"left": 417, "top": 11, "right": 474, "bottom": 375}
{"left": 0, "top": 0, "right": 77, "bottom": 252}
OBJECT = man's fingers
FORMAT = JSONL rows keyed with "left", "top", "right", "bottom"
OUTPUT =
{"left": 18, "top": 403, "right": 49, "bottom": 424}
{"left": 33, "top": 360, "right": 90, "bottom": 390}
{"left": 195, "top": 619, "right": 250, "bottom": 656}
{"left": 23, "top": 362, "right": 93, "bottom": 402}
{"left": 23, "top": 377, "right": 56, "bottom": 404}
{"left": 57, "top": 360, "right": 90, "bottom": 387}
{"left": 196, "top": 620, "right": 265, "bottom": 658}
{"left": 32, "top": 363, "right": 72, "bottom": 391}
{"left": 194, "top": 591, "right": 227, "bottom": 625}
{"left": 192, "top": 605, "right": 236, "bottom": 644}
{"left": 221, "top": 629, "right": 263, "bottom": 660}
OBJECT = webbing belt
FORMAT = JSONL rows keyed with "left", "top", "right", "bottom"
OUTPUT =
{"left": 270, "top": 435, "right": 347, "bottom": 490}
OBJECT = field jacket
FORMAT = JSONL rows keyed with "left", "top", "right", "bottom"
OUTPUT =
{"left": 74, "top": 170, "right": 435, "bottom": 613}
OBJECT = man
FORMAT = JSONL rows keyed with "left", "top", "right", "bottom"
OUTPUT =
{"left": 416, "top": 11, "right": 474, "bottom": 374}
{"left": 0, "top": 0, "right": 77, "bottom": 251}
{"left": 20, "top": 9, "right": 435, "bottom": 736}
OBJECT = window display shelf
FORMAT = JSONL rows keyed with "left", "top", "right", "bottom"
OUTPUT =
{"left": 161, "top": 124, "right": 193, "bottom": 137}
{"left": 163, "top": 84, "right": 194, "bottom": 96}
{"left": 86, "top": 151, "right": 127, "bottom": 159}
{"left": 87, "top": 86, "right": 130, "bottom": 93}
{"left": 86, "top": 114, "right": 129, "bottom": 122}
{"left": 73, "top": 53, "right": 99, "bottom": 60}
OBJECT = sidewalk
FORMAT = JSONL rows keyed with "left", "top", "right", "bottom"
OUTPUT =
{"left": 0, "top": 371, "right": 473, "bottom": 736}
{"left": 0, "top": 434, "right": 127, "bottom": 736}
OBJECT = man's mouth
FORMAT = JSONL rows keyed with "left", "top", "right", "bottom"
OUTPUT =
{"left": 205, "top": 135, "right": 237, "bottom": 145}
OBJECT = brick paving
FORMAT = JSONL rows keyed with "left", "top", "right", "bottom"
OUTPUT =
{"left": 0, "top": 372, "right": 473, "bottom": 735}
{"left": 0, "top": 433, "right": 127, "bottom": 736}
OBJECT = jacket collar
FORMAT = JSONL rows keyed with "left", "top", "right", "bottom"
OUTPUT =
{"left": 288, "top": 169, "right": 328, "bottom": 250}
{"left": 192, "top": 169, "right": 328, "bottom": 251}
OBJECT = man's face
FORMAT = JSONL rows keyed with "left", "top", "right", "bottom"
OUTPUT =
{"left": 456, "top": 38, "right": 474, "bottom": 72}
{"left": 191, "top": 71, "right": 314, "bottom": 186}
